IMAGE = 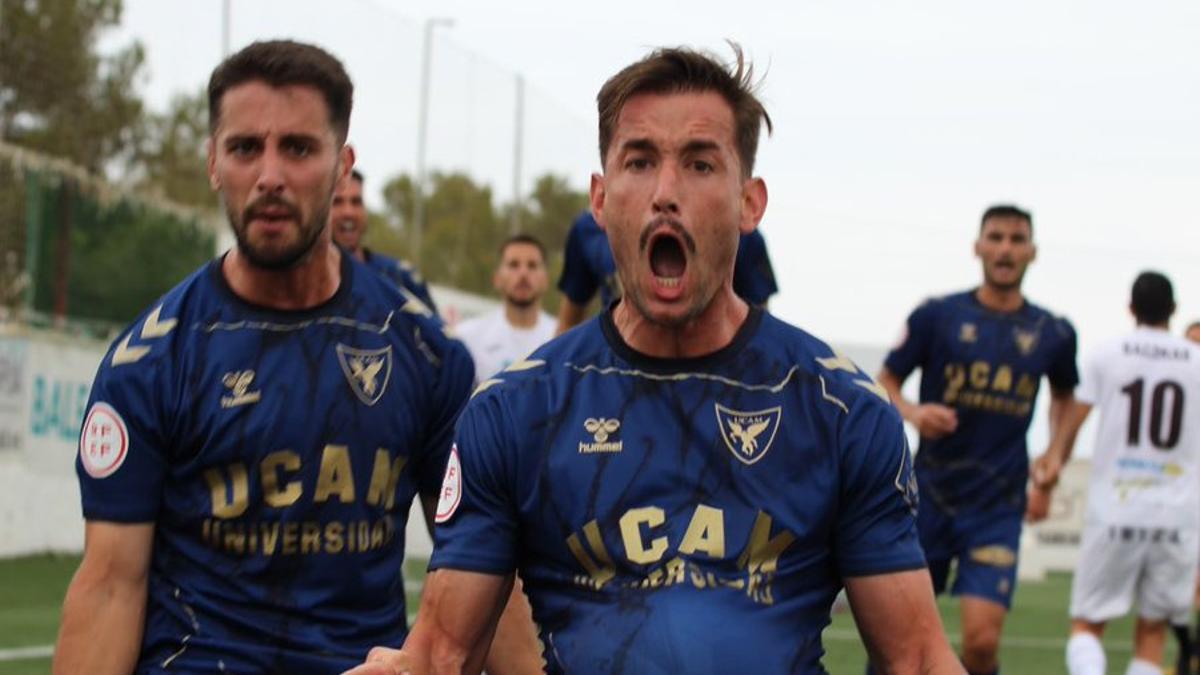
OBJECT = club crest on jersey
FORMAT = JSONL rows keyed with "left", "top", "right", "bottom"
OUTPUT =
{"left": 579, "top": 418, "right": 622, "bottom": 453}
{"left": 959, "top": 322, "right": 978, "bottom": 343}
{"left": 220, "top": 370, "right": 261, "bottom": 408}
{"left": 1013, "top": 327, "right": 1039, "bottom": 356}
{"left": 336, "top": 344, "right": 393, "bottom": 406}
{"left": 715, "top": 404, "right": 781, "bottom": 466}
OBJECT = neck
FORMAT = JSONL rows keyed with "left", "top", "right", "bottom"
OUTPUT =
{"left": 351, "top": 246, "right": 367, "bottom": 262}
{"left": 222, "top": 242, "right": 342, "bottom": 310}
{"left": 975, "top": 284, "right": 1024, "bottom": 313}
{"left": 613, "top": 286, "right": 748, "bottom": 359}
{"left": 504, "top": 302, "right": 540, "bottom": 329}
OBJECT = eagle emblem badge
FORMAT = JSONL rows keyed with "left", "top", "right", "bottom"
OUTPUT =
{"left": 715, "top": 404, "right": 782, "bottom": 466}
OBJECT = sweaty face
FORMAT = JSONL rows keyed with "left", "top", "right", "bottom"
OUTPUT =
{"left": 593, "top": 90, "right": 752, "bottom": 328}
{"left": 208, "top": 81, "right": 344, "bottom": 270}
{"left": 494, "top": 242, "right": 548, "bottom": 308}
{"left": 975, "top": 216, "right": 1036, "bottom": 292}
{"left": 330, "top": 176, "right": 367, "bottom": 254}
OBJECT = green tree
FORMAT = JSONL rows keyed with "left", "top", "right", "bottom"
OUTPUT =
{"left": 0, "top": 0, "right": 147, "bottom": 174}
{"left": 137, "top": 88, "right": 213, "bottom": 208}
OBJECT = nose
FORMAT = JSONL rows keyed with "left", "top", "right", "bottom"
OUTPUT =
{"left": 651, "top": 162, "right": 681, "bottom": 216}
{"left": 255, "top": 147, "right": 286, "bottom": 196}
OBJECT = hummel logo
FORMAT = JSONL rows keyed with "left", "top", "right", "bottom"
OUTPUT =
{"left": 221, "top": 370, "right": 261, "bottom": 408}
{"left": 579, "top": 418, "right": 622, "bottom": 453}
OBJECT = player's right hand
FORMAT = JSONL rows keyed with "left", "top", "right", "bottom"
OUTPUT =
{"left": 341, "top": 647, "right": 422, "bottom": 675}
{"left": 910, "top": 404, "right": 958, "bottom": 439}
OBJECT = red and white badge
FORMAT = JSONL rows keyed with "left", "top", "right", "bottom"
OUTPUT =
{"left": 434, "top": 446, "right": 463, "bottom": 523}
{"left": 79, "top": 402, "right": 129, "bottom": 479}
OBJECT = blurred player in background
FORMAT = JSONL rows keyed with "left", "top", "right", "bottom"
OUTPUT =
{"left": 52, "top": 40, "right": 539, "bottom": 674}
{"left": 1175, "top": 319, "right": 1200, "bottom": 674}
{"left": 876, "top": 204, "right": 1081, "bottom": 675}
{"left": 348, "top": 43, "right": 960, "bottom": 675}
{"left": 331, "top": 168, "right": 438, "bottom": 312}
{"left": 1186, "top": 321, "right": 1200, "bottom": 345}
{"left": 1037, "top": 272, "right": 1200, "bottom": 675}
{"left": 554, "top": 208, "right": 777, "bottom": 333}
{"left": 456, "top": 234, "right": 555, "bottom": 381}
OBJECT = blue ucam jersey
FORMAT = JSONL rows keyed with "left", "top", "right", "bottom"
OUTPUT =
{"left": 558, "top": 210, "right": 778, "bottom": 308}
{"left": 430, "top": 307, "right": 923, "bottom": 674}
{"left": 76, "top": 253, "right": 472, "bottom": 673}
{"left": 361, "top": 248, "right": 438, "bottom": 314}
{"left": 884, "top": 289, "right": 1079, "bottom": 514}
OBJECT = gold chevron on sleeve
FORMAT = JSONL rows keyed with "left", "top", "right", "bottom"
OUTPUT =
{"left": 815, "top": 352, "right": 857, "bottom": 374}
{"left": 111, "top": 333, "right": 151, "bottom": 366}
{"left": 502, "top": 359, "right": 545, "bottom": 373}
{"left": 140, "top": 305, "right": 178, "bottom": 338}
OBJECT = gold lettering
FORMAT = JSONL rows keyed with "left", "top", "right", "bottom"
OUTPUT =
{"left": 738, "top": 511, "right": 796, "bottom": 574}
{"left": 970, "top": 361, "right": 990, "bottom": 389}
{"left": 620, "top": 507, "right": 668, "bottom": 565}
{"left": 943, "top": 363, "right": 965, "bottom": 403}
{"left": 314, "top": 444, "right": 356, "bottom": 503}
{"left": 204, "top": 464, "right": 249, "bottom": 519}
{"left": 566, "top": 520, "right": 616, "bottom": 588}
{"left": 366, "top": 449, "right": 408, "bottom": 509}
{"left": 678, "top": 504, "right": 726, "bottom": 558}
{"left": 260, "top": 522, "right": 280, "bottom": 555}
{"left": 261, "top": 450, "right": 302, "bottom": 508}
{"left": 371, "top": 520, "right": 387, "bottom": 549}
{"left": 357, "top": 521, "right": 371, "bottom": 551}
{"left": 1016, "top": 374, "right": 1037, "bottom": 399}
{"left": 282, "top": 522, "right": 299, "bottom": 555}
{"left": 991, "top": 365, "right": 1013, "bottom": 393}
{"left": 325, "top": 522, "right": 345, "bottom": 553}
{"left": 301, "top": 522, "right": 321, "bottom": 554}
{"left": 222, "top": 522, "right": 246, "bottom": 554}
{"left": 664, "top": 557, "right": 686, "bottom": 586}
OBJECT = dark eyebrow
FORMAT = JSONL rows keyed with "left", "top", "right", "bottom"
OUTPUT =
{"left": 281, "top": 133, "right": 321, "bottom": 146}
{"left": 681, "top": 139, "right": 720, "bottom": 155}
{"left": 619, "top": 138, "right": 658, "bottom": 154}
{"left": 223, "top": 134, "right": 262, "bottom": 148}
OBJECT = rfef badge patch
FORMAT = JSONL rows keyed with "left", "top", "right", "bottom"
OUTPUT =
{"left": 79, "top": 402, "right": 129, "bottom": 479}
{"left": 434, "top": 446, "right": 463, "bottom": 523}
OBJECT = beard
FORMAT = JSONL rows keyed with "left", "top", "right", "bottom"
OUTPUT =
{"left": 227, "top": 194, "right": 330, "bottom": 270}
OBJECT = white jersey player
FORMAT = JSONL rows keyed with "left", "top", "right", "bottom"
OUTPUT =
{"left": 456, "top": 234, "right": 555, "bottom": 381}
{"left": 1049, "top": 272, "right": 1200, "bottom": 675}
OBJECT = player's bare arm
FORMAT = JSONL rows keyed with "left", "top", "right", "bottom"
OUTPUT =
{"left": 53, "top": 521, "right": 154, "bottom": 675}
{"left": 554, "top": 297, "right": 587, "bottom": 335}
{"left": 345, "top": 569, "right": 513, "bottom": 675}
{"left": 878, "top": 367, "right": 958, "bottom": 439}
{"left": 1027, "top": 394, "right": 1092, "bottom": 522}
{"left": 845, "top": 569, "right": 964, "bottom": 674}
{"left": 417, "top": 496, "right": 543, "bottom": 675}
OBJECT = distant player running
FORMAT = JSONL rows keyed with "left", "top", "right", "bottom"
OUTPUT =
{"left": 1054, "top": 272, "right": 1200, "bottom": 675}
{"left": 876, "top": 204, "right": 1082, "bottom": 675}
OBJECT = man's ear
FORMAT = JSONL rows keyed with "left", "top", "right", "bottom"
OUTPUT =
{"left": 589, "top": 173, "right": 606, "bottom": 231}
{"left": 207, "top": 137, "right": 220, "bottom": 191}
{"left": 739, "top": 177, "right": 768, "bottom": 234}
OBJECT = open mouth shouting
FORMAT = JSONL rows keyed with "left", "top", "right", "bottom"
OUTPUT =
{"left": 643, "top": 220, "right": 695, "bottom": 301}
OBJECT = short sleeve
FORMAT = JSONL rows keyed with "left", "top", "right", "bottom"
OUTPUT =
{"left": 834, "top": 399, "right": 925, "bottom": 577}
{"left": 1074, "top": 349, "right": 1102, "bottom": 405}
{"left": 1046, "top": 319, "right": 1080, "bottom": 392}
{"left": 732, "top": 230, "right": 778, "bottom": 305}
{"left": 427, "top": 392, "right": 519, "bottom": 575}
{"left": 412, "top": 333, "right": 476, "bottom": 499}
{"left": 557, "top": 212, "right": 601, "bottom": 305}
{"left": 882, "top": 300, "right": 938, "bottom": 381}
{"left": 76, "top": 332, "right": 171, "bottom": 523}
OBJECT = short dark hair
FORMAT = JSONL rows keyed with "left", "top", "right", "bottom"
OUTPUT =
{"left": 980, "top": 204, "right": 1033, "bottom": 234}
{"left": 1131, "top": 271, "right": 1175, "bottom": 325}
{"left": 596, "top": 43, "right": 772, "bottom": 177}
{"left": 498, "top": 234, "right": 546, "bottom": 262}
{"left": 350, "top": 169, "right": 364, "bottom": 184}
{"left": 208, "top": 40, "right": 353, "bottom": 143}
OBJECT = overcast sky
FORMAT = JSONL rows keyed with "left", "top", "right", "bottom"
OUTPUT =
{"left": 112, "top": 0, "right": 1200, "bottom": 365}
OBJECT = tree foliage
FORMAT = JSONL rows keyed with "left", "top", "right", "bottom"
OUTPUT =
{"left": 0, "top": 0, "right": 147, "bottom": 174}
